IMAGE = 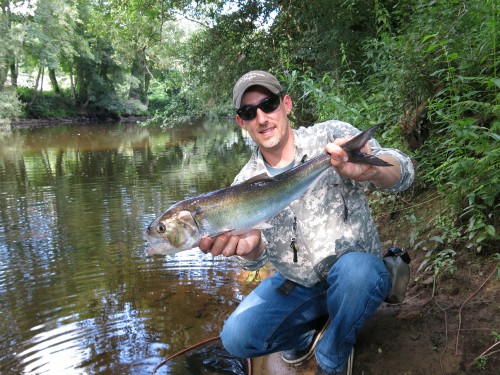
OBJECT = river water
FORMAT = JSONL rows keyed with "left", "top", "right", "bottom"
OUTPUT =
{"left": 0, "top": 121, "right": 256, "bottom": 374}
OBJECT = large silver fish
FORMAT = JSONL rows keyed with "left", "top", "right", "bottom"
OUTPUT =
{"left": 145, "top": 125, "right": 391, "bottom": 255}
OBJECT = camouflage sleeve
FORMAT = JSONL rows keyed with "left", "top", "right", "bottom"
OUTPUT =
{"left": 370, "top": 142, "right": 415, "bottom": 193}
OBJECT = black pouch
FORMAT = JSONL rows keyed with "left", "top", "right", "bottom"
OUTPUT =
{"left": 383, "top": 247, "right": 411, "bottom": 304}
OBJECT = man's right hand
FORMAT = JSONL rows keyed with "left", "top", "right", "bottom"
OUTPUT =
{"left": 198, "top": 229, "right": 264, "bottom": 259}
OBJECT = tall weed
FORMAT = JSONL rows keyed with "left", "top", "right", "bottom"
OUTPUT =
{"left": 420, "top": 0, "right": 498, "bottom": 250}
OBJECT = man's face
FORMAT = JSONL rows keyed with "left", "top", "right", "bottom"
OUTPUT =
{"left": 236, "top": 87, "right": 292, "bottom": 153}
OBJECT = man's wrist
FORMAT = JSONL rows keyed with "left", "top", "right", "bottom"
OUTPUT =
{"left": 368, "top": 156, "right": 400, "bottom": 189}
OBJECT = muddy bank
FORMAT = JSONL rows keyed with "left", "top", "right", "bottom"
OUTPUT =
{"left": 7, "top": 116, "right": 150, "bottom": 129}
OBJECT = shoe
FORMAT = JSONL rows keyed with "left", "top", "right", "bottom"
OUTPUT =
{"left": 281, "top": 315, "right": 331, "bottom": 366}
{"left": 315, "top": 346, "right": 355, "bottom": 375}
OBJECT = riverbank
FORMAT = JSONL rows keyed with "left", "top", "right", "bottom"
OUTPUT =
{"left": 362, "top": 188, "right": 498, "bottom": 374}
{"left": 7, "top": 115, "right": 150, "bottom": 129}
{"left": 354, "top": 188, "right": 498, "bottom": 374}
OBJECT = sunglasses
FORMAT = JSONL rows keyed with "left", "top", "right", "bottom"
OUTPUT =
{"left": 236, "top": 94, "right": 282, "bottom": 121}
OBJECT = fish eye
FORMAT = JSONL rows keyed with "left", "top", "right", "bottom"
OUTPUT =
{"left": 157, "top": 223, "right": 166, "bottom": 233}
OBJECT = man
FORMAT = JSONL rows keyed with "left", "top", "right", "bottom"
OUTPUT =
{"left": 199, "top": 70, "right": 414, "bottom": 375}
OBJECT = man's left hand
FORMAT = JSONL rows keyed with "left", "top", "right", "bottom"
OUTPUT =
{"left": 325, "top": 137, "right": 401, "bottom": 188}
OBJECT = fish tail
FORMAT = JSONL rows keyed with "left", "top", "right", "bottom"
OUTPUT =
{"left": 342, "top": 124, "right": 393, "bottom": 167}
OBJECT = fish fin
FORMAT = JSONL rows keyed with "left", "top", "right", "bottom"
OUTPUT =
{"left": 240, "top": 173, "right": 275, "bottom": 185}
{"left": 341, "top": 124, "right": 381, "bottom": 152}
{"left": 341, "top": 124, "right": 393, "bottom": 167}
{"left": 350, "top": 149, "right": 394, "bottom": 167}
{"left": 300, "top": 154, "right": 308, "bottom": 164}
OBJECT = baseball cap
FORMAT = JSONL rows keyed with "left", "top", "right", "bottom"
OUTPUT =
{"left": 233, "top": 71, "right": 282, "bottom": 109}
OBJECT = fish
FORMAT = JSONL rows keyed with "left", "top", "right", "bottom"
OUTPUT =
{"left": 144, "top": 124, "right": 392, "bottom": 255}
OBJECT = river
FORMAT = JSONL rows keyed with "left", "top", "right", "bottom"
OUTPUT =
{"left": 0, "top": 120, "right": 256, "bottom": 374}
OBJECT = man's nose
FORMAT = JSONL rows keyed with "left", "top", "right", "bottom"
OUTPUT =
{"left": 255, "top": 108, "right": 268, "bottom": 123}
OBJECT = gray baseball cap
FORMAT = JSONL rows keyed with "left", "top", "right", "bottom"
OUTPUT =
{"left": 233, "top": 70, "right": 282, "bottom": 109}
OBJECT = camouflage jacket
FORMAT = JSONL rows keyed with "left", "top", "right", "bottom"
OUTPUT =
{"left": 232, "top": 120, "right": 415, "bottom": 287}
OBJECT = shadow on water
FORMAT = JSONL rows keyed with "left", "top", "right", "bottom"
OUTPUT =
{"left": 0, "top": 121, "right": 255, "bottom": 374}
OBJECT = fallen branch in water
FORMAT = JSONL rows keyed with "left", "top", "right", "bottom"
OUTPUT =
{"left": 152, "top": 336, "right": 221, "bottom": 374}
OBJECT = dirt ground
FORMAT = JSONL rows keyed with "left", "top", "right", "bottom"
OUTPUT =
{"left": 354, "top": 262, "right": 499, "bottom": 375}
{"left": 351, "top": 190, "right": 499, "bottom": 375}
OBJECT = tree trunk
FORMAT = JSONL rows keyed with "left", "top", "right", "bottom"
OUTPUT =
{"left": 10, "top": 61, "right": 17, "bottom": 87}
{"left": 48, "top": 67, "right": 60, "bottom": 94}
{"left": 30, "top": 63, "right": 44, "bottom": 105}
{"left": 69, "top": 61, "right": 75, "bottom": 100}
{"left": 75, "top": 58, "right": 90, "bottom": 107}
{"left": 129, "top": 49, "right": 148, "bottom": 104}
{"left": 0, "top": 0, "right": 10, "bottom": 88}
{"left": 40, "top": 65, "right": 44, "bottom": 92}
{"left": 0, "top": 63, "right": 7, "bottom": 89}
{"left": 144, "top": 72, "right": 150, "bottom": 106}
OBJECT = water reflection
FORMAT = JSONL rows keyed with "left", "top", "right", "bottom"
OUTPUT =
{"left": 0, "top": 121, "right": 254, "bottom": 374}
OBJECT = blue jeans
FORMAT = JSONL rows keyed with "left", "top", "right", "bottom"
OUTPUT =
{"left": 221, "top": 252, "right": 391, "bottom": 374}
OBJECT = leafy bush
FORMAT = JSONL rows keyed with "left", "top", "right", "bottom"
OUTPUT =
{"left": 0, "top": 87, "right": 23, "bottom": 124}
{"left": 359, "top": 0, "right": 499, "bottom": 253}
{"left": 17, "top": 87, "right": 77, "bottom": 118}
{"left": 413, "top": 0, "right": 499, "bottom": 252}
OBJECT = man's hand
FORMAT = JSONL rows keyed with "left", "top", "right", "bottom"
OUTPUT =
{"left": 199, "top": 229, "right": 264, "bottom": 259}
{"left": 325, "top": 136, "right": 401, "bottom": 188}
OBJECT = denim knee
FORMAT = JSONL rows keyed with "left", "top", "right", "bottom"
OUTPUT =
{"left": 220, "top": 314, "right": 259, "bottom": 358}
{"left": 327, "top": 252, "right": 391, "bottom": 296}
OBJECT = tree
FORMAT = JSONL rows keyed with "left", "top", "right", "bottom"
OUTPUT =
{"left": 24, "top": 0, "right": 80, "bottom": 95}
{"left": 0, "top": 0, "right": 26, "bottom": 121}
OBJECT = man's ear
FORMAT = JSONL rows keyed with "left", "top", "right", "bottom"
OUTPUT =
{"left": 283, "top": 94, "right": 293, "bottom": 115}
{"left": 236, "top": 115, "right": 246, "bottom": 129}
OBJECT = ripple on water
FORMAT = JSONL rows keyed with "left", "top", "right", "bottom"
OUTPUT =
{"left": 18, "top": 321, "right": 87, "bottom": 374}
{"left": 14, "top": 306, "right": 160, "bottom": 374}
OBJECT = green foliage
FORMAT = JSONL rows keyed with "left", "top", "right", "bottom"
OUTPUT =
{"left": 0, "top": 88, "right": 23, "bottom": 124}
{"left": 357, "top": 0, "right": 499, "bottom": 255}
{"left": 184, "top": 2, "right": 277, "bottom": 117}
{"left": 492, "top": 330, "right": 500, "bottom": 342}
{"left": 17, "top": 87, "right": 77, "bottom": 118}
{"left": 146, "top": 95, "right": 200, "bottom": 128}
{"left": 474, "top": 355, "right": 488, "bottom": 370}
{"left": 25, "top": 0, "right": 79, "bottom": 69}
{"left": 277, "top": 68, "right": 394, "bottom": 128}
{"left": 411, "top": 0, "right": 499, "bottom": 252}
{"left": 414, "top": 229, "right": 458, "bottom": 297}
{"left": 473, "top": 330, "right": 500, "bottom": 370}
{"left": 421, "top": 121, "right": 499, "bottom": 252}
